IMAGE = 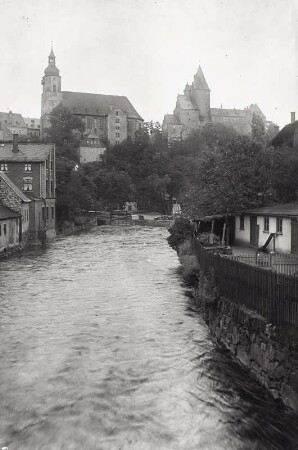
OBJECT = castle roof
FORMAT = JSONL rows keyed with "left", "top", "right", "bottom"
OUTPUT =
{"left": 163, "top": 114, "right": 181, "bottom": 125}
{"left": 193, "top": 66, "right": 210, "bottom": 90}
{"left": 61, "top": 91, "right": 143, "bottom": 120}
{"left": 211, "top": 107, "right": 248, "bottom": 118}
{"left": 0, "top": 143, "right": 53, "bottom": 162}
{"left": 177, "top": 94, "right": 196, "bottom": 110}
{"left": 0, "top": 171, "right": 31, "bottom": 203}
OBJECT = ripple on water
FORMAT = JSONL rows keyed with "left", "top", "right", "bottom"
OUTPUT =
{"left": 0, "top": 226, "right": 297, "bottom": 450}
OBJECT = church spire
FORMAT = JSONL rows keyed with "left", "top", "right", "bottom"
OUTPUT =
{"left": 48, "top": 43, "right": 56, "bottom": 64}
{"left": 44, "top": 45, "right": 60, "bottom": 76}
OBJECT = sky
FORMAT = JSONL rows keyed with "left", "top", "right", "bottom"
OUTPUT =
{"left": 0, "top": 0, "right": 297, "bottom": 128}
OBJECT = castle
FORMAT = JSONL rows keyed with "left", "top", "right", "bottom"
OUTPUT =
{"left": 162, "top": 66, "right": 267, "bottom": 143}
{"left": 41, "top": 48, "right": 143, "bottom": 146}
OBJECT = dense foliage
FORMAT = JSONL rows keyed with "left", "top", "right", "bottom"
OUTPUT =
{"left": 47, "top": 105, "right": 298, "bottom": 225}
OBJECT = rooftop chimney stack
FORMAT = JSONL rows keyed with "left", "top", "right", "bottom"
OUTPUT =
{"left": 12, "top": 133, "right": 19, "bottom": 153}
{"left": 291, "top": 112, "right": 296, "bottom": 123}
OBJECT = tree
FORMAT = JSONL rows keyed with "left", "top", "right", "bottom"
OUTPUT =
{"left": 251, "top": 112, "right": 265, "bottom": 143}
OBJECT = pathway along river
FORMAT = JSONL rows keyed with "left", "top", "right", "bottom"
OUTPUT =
{"left": 0, "top": 226, "right": 298, "bottom": 450}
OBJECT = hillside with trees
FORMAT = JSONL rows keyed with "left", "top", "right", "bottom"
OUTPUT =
{"left": 47, "top": 105, "right": 298, "bottom": 226}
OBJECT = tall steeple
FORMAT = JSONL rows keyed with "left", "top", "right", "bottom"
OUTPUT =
{"left": 41, "top": 46, "right": 62, "bottom": 137}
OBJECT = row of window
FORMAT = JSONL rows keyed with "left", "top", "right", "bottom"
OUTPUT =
{"left": 1, "top": 162, "right": 53, "bottom": 172}
{"left": 42, "top": 206, "right": 55, "bottom": 221}
{"left": 240, "top": 216, "right": 283, "bottom": 234}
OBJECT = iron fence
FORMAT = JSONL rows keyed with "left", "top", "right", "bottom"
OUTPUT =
{"left": 193, "top": 238, "right": 298, "bottom": 327}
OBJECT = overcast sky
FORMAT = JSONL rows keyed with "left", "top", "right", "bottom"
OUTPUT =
{"left": 1, "top": 0, "right": 297, "bottom": 128}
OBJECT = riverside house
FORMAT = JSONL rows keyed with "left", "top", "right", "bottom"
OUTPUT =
{"left": 0, "top": 205, "right": 21, "bottom": 253}
{"left": 0, "top": 135, "right": 56, "bottom": 242}
{"left": 235, "top": 202, "right": 298, "bottom": 254}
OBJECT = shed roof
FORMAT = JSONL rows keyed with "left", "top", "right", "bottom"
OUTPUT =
{"left": 0, "top": 143, "right": 53, "bottom": 161}
{"left": 0, "top": 205, "right": 21, "bottom": 220}
{"left": 163, "top": 114, "right": 181, "bottom": 125}
{"left": 61, "top": 91, "right": 143, "bottom": 120}
{"left": 240, "top": 202, "right": 298, "bottom": 217}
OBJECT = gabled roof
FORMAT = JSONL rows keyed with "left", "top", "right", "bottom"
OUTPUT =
{"left": 61, "top": 91, "right": 143, "bottom": 120}
{"left": 163, "top": 114, "right": 181, "bottom": 125}
{"left": 177, "top": 94, "right": 196, "bottom": 110}
{"left": 0, "top": 112, "right": 27, "bottom": 128}
{"left": 0, "top": 171, "right": 31, "bottom": 203}
{"left": 240, "top": 202, "right": 298, "bottom": 218}
{"left": 0, "top": 143, "right": 53, "bottom": 161}
{"left": 0, "top": 205, "right": 21, "bottom": 220}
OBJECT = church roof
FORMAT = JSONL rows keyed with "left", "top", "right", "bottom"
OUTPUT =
{"left": 61, "top": 91, "right": 143, "bottom": 120}
{"left": 193, "top": 66, "right": 210, "bottom": 90}
{"left": 0, "top": 143, "right": 53, "bottom": 162}
{"left": 44, "top": 64, "right": 60, "bottom": 76}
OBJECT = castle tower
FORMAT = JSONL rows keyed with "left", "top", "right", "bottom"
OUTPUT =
{"left": 41, "top": 46, "right": 62, "bottom": 136}
{"left": 191, "top": 66, "right": 211, "bottom": 122}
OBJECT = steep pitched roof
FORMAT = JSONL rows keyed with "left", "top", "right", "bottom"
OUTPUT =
{"left": 241, "top": 202, "right": 298, "bottom": 218}
{"left": 0, "top": 112, "right": 27, "bottom": 128}
{"left": 163, "top": 114, "right": 181, "bottom": 125}
{"left": 0, "top": 171, "right": 31, "bottom": 203}
{"left": 0, "top": 205, "right": 21, "bottom": 220}
{"left": 193, "top": 66, "right": 210, "bottom": 90}
{"left": 0, "top": 143, "right": 53, "bottom": 161}
{"left": 61, "top": 91, "right": 143, "bottom": 121}
{"left": 177, "top": 94, "right": 196, "bottom": 110}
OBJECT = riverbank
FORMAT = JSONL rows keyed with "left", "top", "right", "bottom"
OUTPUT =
{"left": 172, "top": 232, "right": 298, "bottom": 412}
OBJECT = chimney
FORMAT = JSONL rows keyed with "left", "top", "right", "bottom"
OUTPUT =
{"left": 12, "top": 133, "right": 19, "bottom": 153}
{"left": 291, "top": 112, "right": 296, "bottom": 123}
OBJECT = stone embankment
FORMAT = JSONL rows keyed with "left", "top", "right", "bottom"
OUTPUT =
{"left": 204, "top": 298, "right": 298, "bottom": 411}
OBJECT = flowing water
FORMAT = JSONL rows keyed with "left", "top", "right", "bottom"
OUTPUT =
{"left": 0, "top": 226, "right": 297, "bottom": 450}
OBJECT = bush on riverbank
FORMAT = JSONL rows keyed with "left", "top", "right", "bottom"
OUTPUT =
{"left": 177, "top": 240, "right": 200, "bottom": 286}
{"left": 167, "top": 217, "right": 193, "bottom": 251}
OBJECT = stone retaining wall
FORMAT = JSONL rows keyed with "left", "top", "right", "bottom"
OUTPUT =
{"left": 205, "top": 298, "right": 298, "bottom": 411}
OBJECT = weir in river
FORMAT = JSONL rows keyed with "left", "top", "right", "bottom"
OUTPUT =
{"left": 0, "top": 226, "right": 297, "bottom": 450}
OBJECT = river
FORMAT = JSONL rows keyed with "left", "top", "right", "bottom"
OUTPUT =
{"left": 0, "top": 226, "right": 297, "bottom": 450}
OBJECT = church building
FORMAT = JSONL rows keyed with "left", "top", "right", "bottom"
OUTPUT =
{"left": 162, "top": 66, "right": 267, "bottom": 143}
{"left": 41, "top": 48, "right": 143, "bottom": 146}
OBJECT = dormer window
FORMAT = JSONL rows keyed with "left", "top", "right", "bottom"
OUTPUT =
{"left": 25, "top": 163, "right": 32, "bottom": 172}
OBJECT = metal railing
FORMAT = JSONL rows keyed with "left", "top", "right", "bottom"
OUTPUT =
{"left": 193, "top": 238, "right": 298, "bottom": 327}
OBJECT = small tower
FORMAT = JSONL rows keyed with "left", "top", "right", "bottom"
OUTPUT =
{"left": 41, "top": 46, "right": 62, "bottom": 137}
{"left": 191, "top": 66, "right": 211, "bottom": 122}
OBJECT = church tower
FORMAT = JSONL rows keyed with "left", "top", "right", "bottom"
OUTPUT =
{"left": 41, "top": 47, "right": 62, "bottom": 137}
{"left": 191, "top": 66, "right": 211, "bottom": 122}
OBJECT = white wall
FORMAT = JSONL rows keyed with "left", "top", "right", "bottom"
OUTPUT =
{"left": 235, "top": 214, "right": 292, "bottom": 253}
{"left": 235, "top": 215, "right": 250, "bottom": 245}
{"left": 257, "top": 216, "right": 291, "bottom": 253}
